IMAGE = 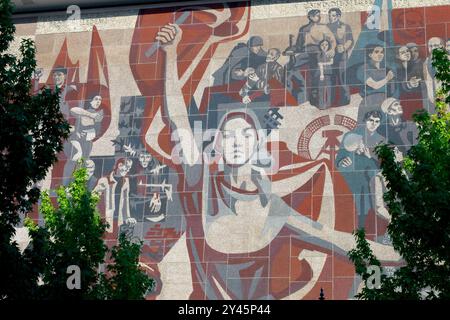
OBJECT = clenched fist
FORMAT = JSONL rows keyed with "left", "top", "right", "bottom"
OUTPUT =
{"left": 156, "top": 23, "right": 182, "bottom": 53}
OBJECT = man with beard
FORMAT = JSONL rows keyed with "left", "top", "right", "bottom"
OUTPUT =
{"left": 379, "top": 97, "right": 418, "bottom": 154}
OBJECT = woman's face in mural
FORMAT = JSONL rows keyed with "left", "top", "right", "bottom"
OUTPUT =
{"left": 220, "top": 117, "right": 258, "bottom": 166}
{"left": 117, "top": 159, "right": 132, "bottom": 177}
{"left": 397, "top": 46, "right": 411, "bottom": 62}
{"left": 90, "top": 95, "right": 102, "bottom": 109}
{"left": 369, "top": 47, "right": 384, "bottom": 63}
{"left": 320, "top": 40, "right": 330, "bottom": 53}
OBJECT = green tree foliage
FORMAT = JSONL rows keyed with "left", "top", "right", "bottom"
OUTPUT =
{"left": 26, "top": 164, "right": 153, "bottom": 299}
{"left": 91, "top": 233, "right": 155, "bottom": 300}
{"left": 36, "top": 166, "right": 108, "bottom": 299}
{"left": 0, "top": 0, "right": 152, "bottom": 298}
{"left": 348, "top": 48, "right": 450, "bottom": 300}
{"left": 0, "top": 0, "right": 70, "bottom": 299}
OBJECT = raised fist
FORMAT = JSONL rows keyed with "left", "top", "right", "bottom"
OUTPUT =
{"left": 156, "top": 23, "right": 182, "bottom": 53}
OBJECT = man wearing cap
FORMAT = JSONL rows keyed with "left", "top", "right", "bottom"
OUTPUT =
{"left": 247, "top": 36, "right": 268, "bottom": 69}
{"left": 379, "top": 97, "right": 417, "bottom": 154}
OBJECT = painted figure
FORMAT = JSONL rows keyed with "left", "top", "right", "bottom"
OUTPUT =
{"left": 51, "top": 66, "right": 79, "bottom": 185}
{"left": 127, "top": 146, "right": 169, "bottom": 222}
{"left": 406, "top": 42, "right": 425, "bottom": 86}
{"left": 239, "top": 48, "right": 284, "bottom": 103}
{"left": 336, "top": 110, "right": 385, "bottom": 228}
{"left": 51, "top": 66, "right": 77, "bottom": 117}
{"left": 94, "top": 158, "right": 136, "bottom": 234}
{"left": 155, "top": 23, "right": 399, "bottom": 299}
{"left": 32, "top": 0, "right": 450, "bottom": 300}
{"left": 423, "top": 37, "right": 444, "bottom": 113}
{"left": 86, "top": 159, "right": 99, "bottom": 190}
{"left": 379, "top": 97, "right": 417, "bottom": 154}
{"left": 356, "top": 45, "right": 395, "bottom": 122}
{"left": 212, "top": 36, "right": 267, "bottom": 86}
{"left": 312, "top": 39, "right": 334, "bottom": 109}
{"left": 70, "top": 94, "right": 105, "bottom": 159}
{"left": 295, "top": 9, "right": 336, "bottom": 62}
{"left": 285, "top": 9, "right": 336, "bottom": 105}
{"left": 393, "top": 46, "right": 419, "bottom": 97}
{"left": 327, "top": 7, "right": 353, "bottom": 105}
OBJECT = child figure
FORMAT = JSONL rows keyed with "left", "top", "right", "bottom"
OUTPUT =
{"left": 315, "top": 39, "right": 334, "bottom": 109}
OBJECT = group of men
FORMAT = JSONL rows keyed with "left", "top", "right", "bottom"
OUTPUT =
{"left": 213, "top": 8, "right": 354, "bottom": 108}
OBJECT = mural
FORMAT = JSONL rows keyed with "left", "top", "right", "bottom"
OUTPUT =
{"left": 17, "top": 0, "right": 450, "bottom": 299}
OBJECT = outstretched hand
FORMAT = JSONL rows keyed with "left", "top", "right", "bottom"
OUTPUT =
{"left": 150, "top": 193, "right": 162, "bottom": 213}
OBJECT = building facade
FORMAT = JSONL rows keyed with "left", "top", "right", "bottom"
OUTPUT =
{"left": 11, "top": 0, "right": 450, "bottom": 299}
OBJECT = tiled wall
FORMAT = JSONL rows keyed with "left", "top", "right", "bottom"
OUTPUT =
{"left": 12, "top": 0, "right": 450, "bottom": 299}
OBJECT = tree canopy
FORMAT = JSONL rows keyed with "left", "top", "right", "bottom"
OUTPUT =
{"left": 0, "top": 0, "right": 70, "bottom": 299}
{"left": 0, "top": 0, "right": 153, "bottom": 299}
